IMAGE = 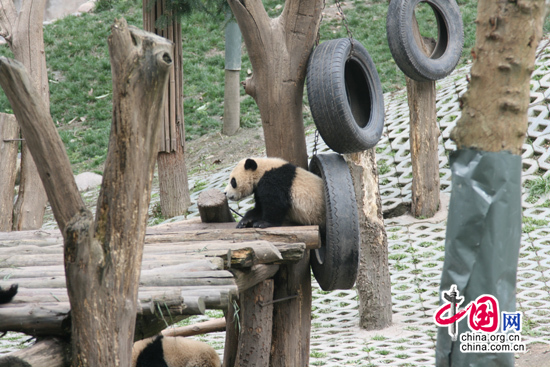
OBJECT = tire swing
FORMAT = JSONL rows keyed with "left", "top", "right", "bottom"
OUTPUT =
{"left": 386, "top": 0, "right": 464, "bottom": 82}
{"left": 306, "top": 38, "right": 385, "bottom": 154}
{"left": 309, "top": 153, "right": 360, "bottom": 291}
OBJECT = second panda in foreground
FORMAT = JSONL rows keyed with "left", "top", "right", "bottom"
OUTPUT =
{"left": 225, "top": 157, "right": 325, "bottom": 228}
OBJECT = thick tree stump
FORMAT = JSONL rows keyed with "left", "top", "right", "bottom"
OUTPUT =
{"left": 0, "top": 113, "right": 18, "bottom": 231}
{"left": 346, "top": 151, "right": 392, "bottom": 330}
{"left": 235, "top": 279, "right": 274, "bottom": 367}
{"left": 198, "top": 189, "right": 235, "bottom": 223}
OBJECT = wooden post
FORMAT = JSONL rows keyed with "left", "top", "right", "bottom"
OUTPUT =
{"left": 235, "top": 280, "right": 274, "bottom": 367}
{"left": 346, "top": 151, "right": 392, "bottom": 330}
{"left": 224, "top": 299, "right": 240, "bottom": 367}
{"left": 406, "top": 14, "right": 440, "bottom": 218}
{"left": 223, "top": 10, "right": 242, "bottom": 136}
{"left": 0, "top": 113, "right": 18, "bottom": 231}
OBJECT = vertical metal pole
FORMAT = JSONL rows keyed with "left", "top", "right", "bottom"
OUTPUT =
{"left": 223, "top": 9, "right": 242, "bottom": 136}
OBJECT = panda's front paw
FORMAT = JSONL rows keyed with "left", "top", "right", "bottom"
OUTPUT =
{"left": 236, "top": 219, "right": 254, "bottom": 228}
{"left": 253, "top": 220, "right": 275, "bottom": 228}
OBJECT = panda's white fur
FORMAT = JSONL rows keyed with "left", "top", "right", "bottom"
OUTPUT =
{"left": 132, "top": 335, "right": 220, "bottom": 367}
{"left": 225, "top": 157, "right": 325, "bottom": 227}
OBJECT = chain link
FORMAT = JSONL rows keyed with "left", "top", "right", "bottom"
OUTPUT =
{"left": 334, "top": 0, "right": 354, "bottom": 54}
{"left": 313, "top": 129, "right": 320, "bottom": 157}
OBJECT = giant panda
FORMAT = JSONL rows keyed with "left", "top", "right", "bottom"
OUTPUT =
{"left": 224, "top": 157, "right": 325, "bottom": 228}
{"left": 132, "top": 335, "right": 220, "bottom": 367}
{"left": 0, "top": 284, "right": 17, "bottom": 304}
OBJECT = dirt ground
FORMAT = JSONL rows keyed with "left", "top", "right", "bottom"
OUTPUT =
{"left": 516, "top": 343, "right": 550, "bottom": 366}
{"left": 185, "top": 125, "right": 267, "bottom": 173}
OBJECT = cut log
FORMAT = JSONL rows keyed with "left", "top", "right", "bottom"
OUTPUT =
{"left": 235, "top": 279, "right": 274, "bottom": 367}
{"left": 0, "top": 286, "right": 237, "bottom": 337}
{"left": 0, "top": 221, "right": 321, "bottom": 250}
{"left": 198, "top": 188, "right": 235, "bottom": 223}
{"left": 0, "top": 338, "right": 70, "bottom": 367}
{"left": 162, "top": 317, "right": 226, "bottom": 337}
{"left": 230, "top": 264, "right": 279, "bottom": 292}
{"left": 0, "top": 240, "right": 306, "bottom": 269}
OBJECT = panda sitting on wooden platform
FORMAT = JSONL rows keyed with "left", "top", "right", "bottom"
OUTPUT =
{"left": 132, "top": 335, "right": 220, "bottom": 367}
{"left": 225, "top": 157, "right": 325, "bottom": 228}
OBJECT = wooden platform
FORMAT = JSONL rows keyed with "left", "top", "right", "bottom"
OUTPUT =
{"left": 0, "top": 218, "right": 319, "bottom": 339}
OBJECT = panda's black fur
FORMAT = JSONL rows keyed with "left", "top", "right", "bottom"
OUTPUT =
{"left": 135, "top": 336, "right": 168, "bottom": 367}
{"left": 0, "top": 284, "right": 17, "bottom": 304}
{"left": 239, "top": 161, "right": 297, "bottom": 228}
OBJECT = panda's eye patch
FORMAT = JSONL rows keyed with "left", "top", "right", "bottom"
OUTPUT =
{"left": 231, "top": 178, "right": 237, "bottom": 188}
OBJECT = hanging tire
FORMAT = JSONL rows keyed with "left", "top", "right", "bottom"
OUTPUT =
{"left": 386, "top": 0, "right": 464, "bottom": 82}
{"left": 306, "top": 38, "right": 385, "bottom": 154}
{"left": 309, "top": 153, "right": 359, "bottom": 291}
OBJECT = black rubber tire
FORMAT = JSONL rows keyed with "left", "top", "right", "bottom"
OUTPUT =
{"left": 309, "top": 153, "right": 359, "bottom": 291}
{"left": 386, "top": 0, "right": 464, "bottom": 82}
{"left": 306, "top": 38, "right": 385, "bottom": 154}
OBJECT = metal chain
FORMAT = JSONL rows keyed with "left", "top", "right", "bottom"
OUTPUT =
{"left": 334, "top": 0, "right": 354, "bottom": 54}
{"left": 313, "top": 129, "right": 320, "bottom": 157}
{"left": 315, "top": 0, "right": 326, "bottom": 46}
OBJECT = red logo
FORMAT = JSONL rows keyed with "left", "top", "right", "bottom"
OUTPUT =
{"left": 434, "top": 285, "right": 500, "bottom": 340}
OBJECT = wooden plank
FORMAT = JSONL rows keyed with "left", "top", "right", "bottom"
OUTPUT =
{"left": 0, "top": 220, "right": 321, "bottom": 250}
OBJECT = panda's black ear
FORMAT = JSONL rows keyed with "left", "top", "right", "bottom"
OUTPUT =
{"left": 244, "top": 159, "right": 258, "bottom": 171}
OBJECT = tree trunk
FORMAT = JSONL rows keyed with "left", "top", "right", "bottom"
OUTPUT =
{"left": 227, "top": 0, "right": 323, "bottom": 168}
{"left": 0, "top": 19, "right": 173, "bottom": 366}
{"left": 437, "top": 1, "right": 545, "bottom": 366}
{"left": 450, "top": 2, "right": 543, "bottom": 154}
{"left": 143, "top": 0, "right": 191, "bottom": 218}
{"left": 0, "top": 0, "right": 50, "bottom": 230}
{"left": 157, "top": 122, "right": 192, "bottom": 217}
{"left": 346, "top": 150, "right": 392, "bottom": 330}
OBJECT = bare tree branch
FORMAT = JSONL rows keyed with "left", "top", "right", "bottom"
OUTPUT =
{"left": 0, "top": 57, "right": 86, "bottom": 234}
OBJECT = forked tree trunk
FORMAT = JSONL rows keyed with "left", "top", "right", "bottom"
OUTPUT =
{"left": 227, "top": 0, "right": 323, "bottom": 169}
{"left": 0, "top": 19, "right": 173, "bottom": 366}
{"left": 0, "top": 0, "right": 50, "bottom": 231}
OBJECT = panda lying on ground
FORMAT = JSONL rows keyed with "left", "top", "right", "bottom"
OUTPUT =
{"left": 225, "top": 157, "right": 325, "bottom": 228}
{"left": 0, "top": 284, "right": 17, "bottom": 304}
{"left": 132, "top": 335, "right": 220, "bottom": 367}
